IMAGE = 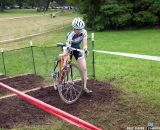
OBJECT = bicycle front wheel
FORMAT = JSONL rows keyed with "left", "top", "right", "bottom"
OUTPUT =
{"left": 52, "top": 57, "right": 60, "bottom": 90}
{"left": 58, "top": 63, "right": 84, "bottom": 104}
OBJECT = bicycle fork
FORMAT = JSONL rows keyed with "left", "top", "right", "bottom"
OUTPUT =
{"left": 53, "top": 60, "right": 59, "bottom": 78}
{"left": 61, "top": 64, "right": 73, "bottom": 84}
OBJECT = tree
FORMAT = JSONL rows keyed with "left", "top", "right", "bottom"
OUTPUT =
{"left": 24, "top": 0, "right": 36, "bottom": 8}
{"left": 71, "top": 0, "right": 160, "bottom": 30}
{"left": 54, "top": 0, "right": 66, "bottom": 5}
{"left": 16, "top": 0, "right": 24, "bottom": 8}
{"left": 35, "top": 0, "right": 54, "bottom": 11}
{"left": 66, "top": 0, "right": 78, "bottom": 6}
{"left": 0, "top": 0, "right": 6, "bottom": 11}
{"left": 0, "top": 0, "right": 16, "bottom": 11}
{"left": 79, "top": 0, "right": 105, "bottom": 29}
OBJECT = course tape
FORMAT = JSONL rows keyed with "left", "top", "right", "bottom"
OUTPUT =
{"left": 94, "top": 50, "right": 160, "bottom": 61}
{"left": 0, "top": 82, "right": 101, "bottom": 130}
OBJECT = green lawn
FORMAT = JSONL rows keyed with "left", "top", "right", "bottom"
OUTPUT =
{"left": 94, "top": 29, "right": 160, "bottom": 56}
{"left": 93, "top": 29, "right": 160, "bottom": 102}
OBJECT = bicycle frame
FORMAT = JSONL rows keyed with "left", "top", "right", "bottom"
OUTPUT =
{"left": 53, "top": 43, "right": 85, "bottom": 104}
{"left": 54, "top": 43, "right": 85, "bottom": 76}
{"left": 59, "top": 54, "right": 70, "bottom": 72}
{"left": 59, "top": 54, "right": 71, "bottom": 81}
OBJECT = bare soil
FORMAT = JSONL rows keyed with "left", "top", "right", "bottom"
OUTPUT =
{"left": 0, "top": 74, "right": 44, "bottom": 96}
{"left": 0, "top": 74, "right": 119, "bottom": 129}
{"left": 0, "top": 75, "right": 7, "bottom": 79}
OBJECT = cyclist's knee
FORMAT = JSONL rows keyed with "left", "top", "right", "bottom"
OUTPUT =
{"left": 81, "top": 67, "right": 87, "bottom": 72}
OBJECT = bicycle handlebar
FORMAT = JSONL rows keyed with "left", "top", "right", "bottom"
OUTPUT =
{"left": 69, "top": 47, "right": 84, "bottom": 53}
{"left": 57, "top": 42, "right": 65, "bottom": 47}
{"left": 57, "top": 42, "right": 85, "bottom": 54}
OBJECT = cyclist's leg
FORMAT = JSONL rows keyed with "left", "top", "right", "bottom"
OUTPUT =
{"left": 74, "top": 51, "right": 92, "bottom": 93}
{"left": 77, "top": 58, "right": 87, "bottom": 86}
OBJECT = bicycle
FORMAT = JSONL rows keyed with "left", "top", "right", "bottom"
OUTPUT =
{"left": 52, "top": 43, "right": 85, "bottom": 104}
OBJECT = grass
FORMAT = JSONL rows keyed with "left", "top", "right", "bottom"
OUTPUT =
{"left": 0, "top": 11, "right": 76, "bottom": 41}
{"left": 0, "top": 26, "right": 72, "bottom": 50}
{"left": 95, "top": 52, "right": 160, "bottom": 100}
{"left": 0, "top": 9, "right": 58, "bottom": 17}
{"left": 94, "top": 29, "right": 160, "bottom": 56}
{"left": 93, "top": 29, "right": 160, "bottom": 101}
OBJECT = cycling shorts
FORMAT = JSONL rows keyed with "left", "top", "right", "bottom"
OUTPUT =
{"left": 70, "top": 50, "right": 84, "bottom": 60}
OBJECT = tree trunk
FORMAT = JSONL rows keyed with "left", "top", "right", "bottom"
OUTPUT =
{"left": 0, "top": 1, "right": 5, "bottom": 12}
{"left": 45, "top": 0, "right": 50, "bottom": 11}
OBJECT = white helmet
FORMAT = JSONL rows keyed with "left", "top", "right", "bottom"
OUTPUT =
{"left": 72, "top": 17, "right": 85, "bottom": 29}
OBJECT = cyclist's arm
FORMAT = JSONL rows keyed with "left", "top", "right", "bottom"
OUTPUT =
{"left": 66, "top": 31, "right": 73, "bottom": 46}
{"left": 82, "top": 38, "right": 87, "bottom": 50}
{"left": 82, "top": 30, "right": 88, "bottom": 50}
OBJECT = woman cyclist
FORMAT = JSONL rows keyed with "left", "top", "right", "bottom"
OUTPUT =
{"left": 66, "top": 17, "right": 92, "bottom": 94}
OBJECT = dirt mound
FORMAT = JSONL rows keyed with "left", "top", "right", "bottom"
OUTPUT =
{"left": 0, "top": 74, "right": 44, "bottom": 96}
{"left": 0, "top": 75, "right": 7, "bottom": 79}
{"left": 0, "top": 75, "right": 119, "bottom": 129}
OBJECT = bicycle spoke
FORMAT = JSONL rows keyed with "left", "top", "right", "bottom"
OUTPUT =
{"left": 62, "top": 84, "right": 75, "bottom": 101}
{"left": 68, "top": 83, "right": 80, "bottom": 93}
{"left": 58, "top": 64, "right": 83, "bottom": 104}
{"left": 70, "top": 85, "right": 77, "bottom": 100}
{"left": 72, "top": 83, "right": 82, "bottom": 88}
{"left": 69, "top": 83, "right": 80, "bottom": 99}
{"left": 61, "top": 85, "right": 69, "bottom": 96}
{"left": 72, "top": 86, "right": 79, "bottom": 98}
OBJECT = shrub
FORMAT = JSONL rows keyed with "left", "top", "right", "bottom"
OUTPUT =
{"left": 133, "top": 11, "right": 159, "bottom": 26}
{"left": 79, "top": 0, "right": 160, "bottom": 30}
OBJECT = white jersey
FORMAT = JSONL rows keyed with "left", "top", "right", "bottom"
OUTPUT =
{"left": 66, "top": 29, "right": 87, "bottom": 49}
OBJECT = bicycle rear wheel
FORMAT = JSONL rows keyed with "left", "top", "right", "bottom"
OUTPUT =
{"left": 58, "top": 63, "right": 84, "bottom": 104}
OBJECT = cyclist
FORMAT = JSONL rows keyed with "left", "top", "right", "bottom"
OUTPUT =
{"left": 65, "top": 17, "right": 92, "bottom": 94}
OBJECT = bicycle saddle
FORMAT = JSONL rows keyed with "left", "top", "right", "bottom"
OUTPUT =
{"left": 57, "top": 43, "right": 66, "bottom": 47}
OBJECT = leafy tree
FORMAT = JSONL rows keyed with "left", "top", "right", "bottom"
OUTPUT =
{"left": 71, "top": 0, "right": 160, "bottom": 30}
{"left": 80, "top": 0, "right": 105, "bottom": 28}
{"left": 66, "top": 0, "right": 79, "bottom": 7}
{"left": 54, "top": 0, "right": 66, "bottom": 5}
{"left": 35, "top": 0, "right": 50, "bottom": 11}
{"left": 0, "top": 0, "right": 16, "bottom": 11}
{"left": 16, "top": 0, "right": 24, "bottom": 8}
{"left": 23, "top": 0, "right": 36, "bottom": 8}
{"left": 95, "top": 1, "right": 133, "bottom": 30}
{"left": 0, "top": 0, "right": 5, "bottom": 11}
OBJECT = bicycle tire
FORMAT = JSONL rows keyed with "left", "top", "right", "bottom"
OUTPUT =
{"left": 52, "top": 57, "right": 60, "bottom": 90}
{"left": 58, "top": 63, "right": 84, "bottom": 104}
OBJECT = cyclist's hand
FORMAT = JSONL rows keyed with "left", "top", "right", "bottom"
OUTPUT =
{"left": 84, "top": 49, "right": 89, "bottom": 57}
